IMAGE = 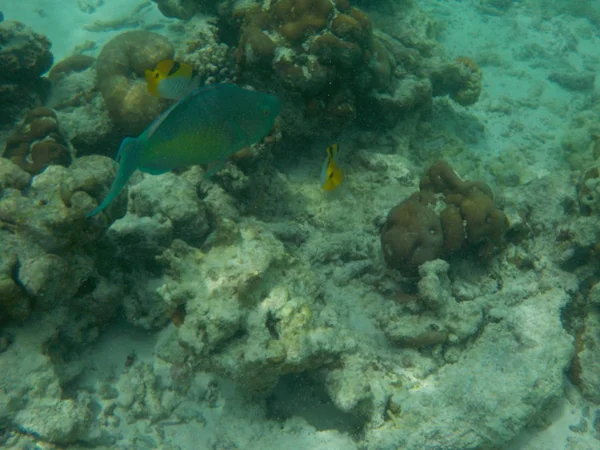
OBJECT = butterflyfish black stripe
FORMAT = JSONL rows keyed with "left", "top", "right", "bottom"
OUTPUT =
{"left": 168, "top": 61, "right": 181, "bottom": 77}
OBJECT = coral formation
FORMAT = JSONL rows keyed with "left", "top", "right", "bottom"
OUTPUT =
{"left": 0, "top": 154, "right": 124, "bottom": 325}
{"left": 2, "top": 107, "right": 73, "bottom": 174}
{"left": 152, "top": 0, "right": 221, "bottom": 19}
{"left": 219, "top": 0, "right": 483, "bottom": 135}
{"left": 48, "top": 54, "right": 95, "bottom": 81}
{"left": 0, "top": 20, "right": 53, "bottom": 125}
{"left": 177, "top": 17, "right": 233, "bottom": 86}
{"left": 221, "top": 0, "right": 421, "bottom": 133}
{"left": 381, "top": 160, "right": 507, "bottom": 274}
{"left": 427, "top": 56, "right": 483, "bottom": 106}
{"left": 380, "top": 193, "right": 444, "bottom": 274}
{"left": 96, "top": 30, "right": 174, "bottom": 135}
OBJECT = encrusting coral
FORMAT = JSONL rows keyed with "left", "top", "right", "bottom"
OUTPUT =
{"left": 381, "top": 160, "right": 508, "bottom": 275}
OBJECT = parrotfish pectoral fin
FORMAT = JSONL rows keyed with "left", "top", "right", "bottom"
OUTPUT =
{"left": 204, "top": 160, "right": 226, "bottom": 178}
{"left": 86, "top": 137, "right": 141, "bottom": 217}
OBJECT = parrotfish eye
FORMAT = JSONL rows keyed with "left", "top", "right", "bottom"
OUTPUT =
{"left": 154, "top": 72, "right": 159, "bottom": 79}
{"left": 263, "top": 108, "right": 270, "bottom": 116}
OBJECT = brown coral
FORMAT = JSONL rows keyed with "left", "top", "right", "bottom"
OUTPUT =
{"left": 2, "top": 107, "right": 72, "bottom": 175}
{"left": 421, "top": 160, "right": 507, "bottom": 258}
{"left": 381, "top": 193, "right": 444, "bottom": 275}
{"left": 382, "top": 160, "right": 507, "bottom": 274}
{"left": 228, "top": 0, "right": 402, "bottom": 133}
{"left": 272, "top": 0, "right": 334, "bottom": 43}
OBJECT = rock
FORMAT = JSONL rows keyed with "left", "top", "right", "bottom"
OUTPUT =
{"left": 0, "top": 20, "right": 53, "bottom": 125}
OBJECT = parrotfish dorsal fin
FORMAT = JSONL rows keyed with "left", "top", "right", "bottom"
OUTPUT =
{"left": 86, "top": 137, "right": 141, "bottom": 217}
{"left": 145, "top": 85, "right": 215, "bottom": 139}
{"left": 146, "top": 100, "right": 181, "bottom": 139}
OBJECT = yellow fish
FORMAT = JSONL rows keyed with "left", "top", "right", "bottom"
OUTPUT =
{"left": 320, "top": 143, "right": 343, "bottom": 191}
{"left": 144, "top": 60, "right": 200, "bottom": 100}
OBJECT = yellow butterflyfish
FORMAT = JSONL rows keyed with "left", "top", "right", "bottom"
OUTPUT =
{"left": 320, "top": 143, "right": 343, "bottom": 191}
{"left": 144, "top": 60, "right": 200, "bottom": 100}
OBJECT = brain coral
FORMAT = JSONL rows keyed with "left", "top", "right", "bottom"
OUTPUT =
{"left": 96, "top": 30, "right": 174, "bottom": 135}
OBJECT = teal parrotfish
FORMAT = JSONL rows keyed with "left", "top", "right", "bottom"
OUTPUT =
{"left": 86, "top": 83, "right": 280, "bottom": 217}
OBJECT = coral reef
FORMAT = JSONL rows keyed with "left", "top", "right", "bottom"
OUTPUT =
{"left": 381, "top": 160, "right": 508, "bottom": 275}
{"left": 2, "top": 107, "right": 73, "bottom": 174}
{"left": 221, "top": 0, "right": 479, "bottom": 135}
{"left": 96, "top": 30, "right": 174, "bottom": 135}
{"left": 0, "top": 21, "right": 53, "bottom": 126}
{"left": 2, "top": 2, "right": 598, "bottom": 449}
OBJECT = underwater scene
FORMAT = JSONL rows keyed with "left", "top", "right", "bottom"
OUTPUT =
{"left": 1, "top": 0, "right": 600, "bottom": 449}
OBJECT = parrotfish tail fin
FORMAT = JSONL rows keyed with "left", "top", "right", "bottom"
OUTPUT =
{"left": 86, "top": 137, "right": 140, "bottom": 217}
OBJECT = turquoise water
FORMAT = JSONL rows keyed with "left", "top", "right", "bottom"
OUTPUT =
{"left": 0, "top": 1, "right": 599, "bottom": 449}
